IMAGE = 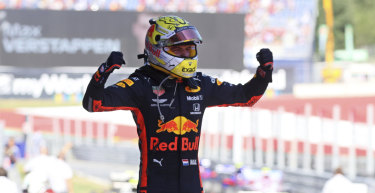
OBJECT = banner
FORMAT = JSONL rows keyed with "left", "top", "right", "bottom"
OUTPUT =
{"left": 0, "top": 66, "right": 93, "bottom": 99}
{"left": 0, "top": 10, "right": 245, "bottom": 70}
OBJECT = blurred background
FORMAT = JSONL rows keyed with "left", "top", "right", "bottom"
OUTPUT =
{"left": 0, "top": 0, "right": 374, "bottom": 193}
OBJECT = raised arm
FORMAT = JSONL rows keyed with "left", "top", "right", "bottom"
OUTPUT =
{"left": 205, "top": 48, "right": 273, "bottom": 107}
{"left": 82, "top": 51, "right": 129, "bottom": 112}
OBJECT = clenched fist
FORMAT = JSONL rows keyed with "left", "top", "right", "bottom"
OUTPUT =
{"left": 94, "top": 51, "right": 126, "bottom": 84}
{"left": 256, "top": 48, "right": 273, "bottom": 70}
{"left": 99, "top": 51, "right": 126, "bottom": 74}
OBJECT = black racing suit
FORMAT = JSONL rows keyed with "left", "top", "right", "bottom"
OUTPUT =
{"left": 83, "top": 65, "right": 272, "bottom": 193}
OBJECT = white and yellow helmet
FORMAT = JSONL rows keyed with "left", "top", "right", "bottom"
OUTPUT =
{"left": 144, "top": 15, "right": 202, "bottom": 78}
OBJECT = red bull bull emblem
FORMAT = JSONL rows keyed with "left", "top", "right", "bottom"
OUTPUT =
{"left": 157, "top": 116, "right": 199, "bottom": 135}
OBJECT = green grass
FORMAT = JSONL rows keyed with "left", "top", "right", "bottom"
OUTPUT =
{"left": 0, "top": 99, "right": 81, "bottom": 109}
{"left": 73, "top": 175, "right": 110, "bottom": 193}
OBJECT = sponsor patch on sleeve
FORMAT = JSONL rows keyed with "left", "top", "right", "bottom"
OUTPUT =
{"left": 124, "top": 79, "right": 134, "bottom": 86}
{"left": 115, "top": 81, "right": 126, "bottom": 88}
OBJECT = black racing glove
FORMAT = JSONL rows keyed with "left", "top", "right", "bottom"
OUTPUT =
{"left": 256, "top": 48, "right": 273, "bottom": 70}
{"left": 93, "top": 51, "right": 125, "bottom": 85}
{"left": 255, "top": 48, "right": 273, "bottom": 82}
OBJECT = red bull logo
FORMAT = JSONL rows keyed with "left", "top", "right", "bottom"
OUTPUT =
{"left": 150, "top": 136, "right": 199, "bottom": 151}
{"left": 157, "top": 116, "right": 199, "bottom": 135}
{"left": 146, "top": 41, "right": 161, "bottom": 57}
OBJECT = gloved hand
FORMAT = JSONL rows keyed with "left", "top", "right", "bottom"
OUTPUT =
{"left": 255, "top": 48, "right": 273, "bottom": 82}
{"left": 94, "top": 51, "right": 125, "bottom": 84}
{"left": 256, "top": 48, "right": 273, "bottom": 70}
{"left": 100, "top": 51, "right": 126, "bottom": 74}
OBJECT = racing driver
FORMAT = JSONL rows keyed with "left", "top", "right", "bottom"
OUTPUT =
{"left": 83, "top": 15, "right": 273, "bottom": 193}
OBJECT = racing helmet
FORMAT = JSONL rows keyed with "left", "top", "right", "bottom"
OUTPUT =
{"left": 144, "top": 15, "right": 202, "bottom": 78}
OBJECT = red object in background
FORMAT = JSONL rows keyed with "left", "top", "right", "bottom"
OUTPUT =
{"left": 222, "top": 177, "right": 236, "bottom": 186}
{"left": 0, "top": 109, "right": 137, "bottom": 141}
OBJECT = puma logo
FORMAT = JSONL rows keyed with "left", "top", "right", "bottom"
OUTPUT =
{"left": 153, "top": 158, "right": 163, "bottom": 166}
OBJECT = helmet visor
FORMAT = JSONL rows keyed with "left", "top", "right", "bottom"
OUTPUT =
{"left": 164, "top": 26, "right": 202, "bottom": 46}
{"left": 164, "top": 43, "right": 197, "bottom": 58}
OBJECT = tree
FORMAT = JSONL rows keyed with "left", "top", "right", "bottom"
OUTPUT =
{"left": 316, "top": 0, "right": 375, "bottom": 50}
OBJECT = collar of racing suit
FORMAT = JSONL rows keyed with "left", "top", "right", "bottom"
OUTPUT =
{"left": 134, "top": 65, "right": 198, "bottom": 89}
{"left": 134, "top": 65, "right": 199, "bottom": 123}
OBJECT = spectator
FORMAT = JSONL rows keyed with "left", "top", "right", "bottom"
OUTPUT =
{"left": 321, "top": 167, "right": 354, "bottom": 193}
{"left": 28, "top": 131, "right": 47, "bottom": 158}
{"left": 3, "top": 137, "right": 21, "bottom": 169}
{"left": 48, "top": 157, "right": 74, "bottom": 193}
{"left": 22, "top": 146, "right": 53, "bottom": 193}
{"left": 49, "top": 144, "right": 74, "bottom": 193}
{"left": 23, "top": 144, "right": 74, "bottom": 193}
{"left": 0, "top": 167, "right": 18, "bottom": 193}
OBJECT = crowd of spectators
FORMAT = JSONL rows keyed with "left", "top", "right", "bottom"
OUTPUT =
{"left": 0, "top": 0, "right": 259, "bottom": 13}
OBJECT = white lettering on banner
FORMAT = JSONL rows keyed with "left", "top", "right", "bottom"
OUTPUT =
{"left": 0, "top": 74, "right": 13, "bottom": 95}
{"left": 2, "top": 37, "right": 121, "bottom": 54}
{"left": 2, "top": 73, "right": 92, "bottom": 98}
{"left": 1, "top": 21, "right": 121, "bottom": 54}
{"left": 1, "top": 21, "right": 42, "bottom": 37}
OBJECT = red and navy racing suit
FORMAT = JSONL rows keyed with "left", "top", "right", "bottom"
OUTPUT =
{"left": 83, "top": 65, "right": 272, "bottom": 193}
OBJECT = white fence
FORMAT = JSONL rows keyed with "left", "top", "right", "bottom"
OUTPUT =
{"left": 1, "top": 103, "right": 374, "bottom": 180}
{"left": 200, "top": 104, "right": 375, "bottom": 179}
